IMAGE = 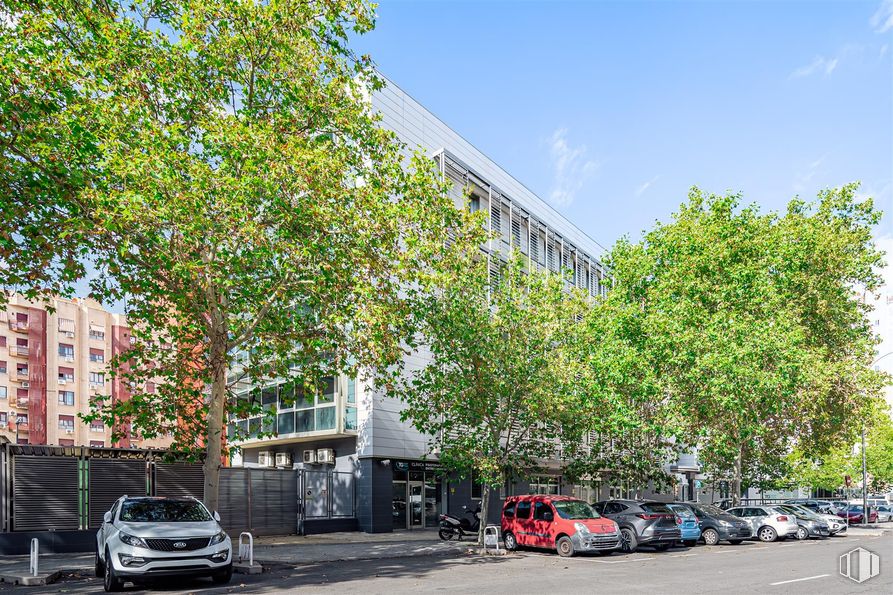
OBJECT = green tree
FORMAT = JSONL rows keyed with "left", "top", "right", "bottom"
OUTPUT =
{"left": 602, "top": 185, "right": 885, "bottom": 504}
{"left": 0, "top": 0, "right": 477, "bottom": 512}
{"left": 390, "top": 251, "right": 593, "bottom": 543}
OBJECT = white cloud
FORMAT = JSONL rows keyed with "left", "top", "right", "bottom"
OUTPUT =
{"left": 870, "top": 0, "right": 893, "bottom": 33}
{"left": 635, "top": 176, "right": 660, "bottom": 197}
{"left": 546, "top": 128, "right": 599, "bottom": 207}
{"left": 790, "top": 56, "right": 839, "bottom": 78}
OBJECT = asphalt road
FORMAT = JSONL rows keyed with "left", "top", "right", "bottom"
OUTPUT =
{"left": 2, "top": 534, "right": 889, "bottom": 594}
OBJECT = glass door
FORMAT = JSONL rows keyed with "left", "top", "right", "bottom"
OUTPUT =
{"left": 409, "top": 481, "right": 424, "bottom": 528}
{"left": 392, "top": 481, "right": 407, "bottom": 530}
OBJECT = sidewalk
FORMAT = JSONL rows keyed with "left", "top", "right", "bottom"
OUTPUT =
{"left": 0, "top": 530, "right": 469, "bottom": 584}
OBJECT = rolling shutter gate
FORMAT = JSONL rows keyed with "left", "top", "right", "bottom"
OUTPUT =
{"left": 14, "top": 456, "right": 80, "bottom": 531}
{"left": 154, "top": 462, "right": 203, "bottom": 499}
{"left": 88, "top": 459, "right": 147, "bottom": 528}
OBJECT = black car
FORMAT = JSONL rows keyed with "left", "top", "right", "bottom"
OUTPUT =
{"left": 674, "top": 502, "right": 752, "bottom": 545}
{"left": 592, "top": 500, "right": 681, "bottom": 553}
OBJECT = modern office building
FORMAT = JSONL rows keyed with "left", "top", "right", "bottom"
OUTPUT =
{"left": 230, "top": 78, "right": 664, "bottom": 533}
{"left": 0, "top": 294, "right": 172, "bottom": 450}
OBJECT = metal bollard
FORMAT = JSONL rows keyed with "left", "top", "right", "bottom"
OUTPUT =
{"left": 483, "top": 525, "right": 500, "bottom": 553}
{"left": 238, "top": 532, "right": 254, "bottom": 567}
{"left": 29, "top": 538, "right": 38, "bottom": 576}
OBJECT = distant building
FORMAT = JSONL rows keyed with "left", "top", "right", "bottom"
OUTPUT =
{"left": 0, "top": 294, "right": 171, "bottom": 449}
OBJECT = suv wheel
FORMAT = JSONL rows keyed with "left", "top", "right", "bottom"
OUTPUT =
{"left": 94, "top": 547, "right": 105, "bottom": 578}
{"left": 212, "top": 563, "right": 233, "bottom": 585}
{"left": 556, "top": 536, "right": 575, "bottom": 558}
{"left": 503, "top": 531, "right": 517, "bottom": 551}
{"left": 758, "top": 526, "right": 777, "bottom": 542}
{"left": 103, "top": 548, "right": 123, "bottom": 592}
{"left": 702, "top": 528, "right": 719, "bottom": 546}
{"left": 619, "top": 527, "right": 638, "bottom": 553}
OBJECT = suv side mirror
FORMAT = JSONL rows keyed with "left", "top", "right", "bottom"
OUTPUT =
{"left": 213, "top": 511, "right": 221, "bottom": 522}
{"left": 103, "top": 511, "right": 112, "bottom": 524}
{"left": 543, "top": 512, "right": 554, "bottom": 522}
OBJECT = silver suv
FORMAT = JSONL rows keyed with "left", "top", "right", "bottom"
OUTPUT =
{"left": 95, "top": 496, "right": 232, "bottom": 591}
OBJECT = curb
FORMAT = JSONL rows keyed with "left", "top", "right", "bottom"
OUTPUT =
{"left": 0, "top": 571, "right": 62, "bottom": 586}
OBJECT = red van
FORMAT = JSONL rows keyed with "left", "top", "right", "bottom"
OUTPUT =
{"left": 501, "top": 495, "right": 621, "bottom": 557}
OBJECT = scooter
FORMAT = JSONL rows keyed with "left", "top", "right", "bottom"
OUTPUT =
{"left": 438, "top": 505, "right": 481, "bottom": 540}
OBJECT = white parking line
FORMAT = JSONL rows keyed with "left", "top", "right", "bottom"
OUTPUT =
{"left": 769, "top": 574, "right": 830, "bottom": 586}
{"left": 750, "top": 546, "right": 769, "bottom": 550}
{"left": 670, "top": 553, "right": 698, "bottom": 558}
{"left": 778, "top": 544, "right": 796, "bottom": 547}
{"left": 711, "top": 549, "right": 735, "bottom": 553}
{"left": 593, "top": 557, "right": 655, "bottom": 564}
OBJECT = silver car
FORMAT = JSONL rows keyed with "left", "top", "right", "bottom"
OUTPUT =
{"left": 95, "top": 496, "right": 232, "bottom": 592}
{"left": 726, "top": 506, "right": 799, "bottom": 542}
{"left": 877, "top": 505, "right": 893, "bottom": 522}
{"left": 784, "top": 503, "right": 847, "bottom": 535}
{"left": 775, "top": 505, "right": 831, "bottom": 539}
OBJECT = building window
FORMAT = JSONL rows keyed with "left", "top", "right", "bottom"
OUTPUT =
{"left": 0, "top": 386, "right": 6, "bottom": 399}
{"left": 470, "top": 471, "right": 482, "bottom": 500}
{"left": 315, "top": 407, "right": 336, "bottom": 431}
{"left": 347, "top": 378, "right": 356, "bottom": 404}
{"left": 0, "top": 412, "right": 6, "bottom": 424}
{"left": 88, "top": 324, "right": 105, "bottom": 341}
{"left": 277, "top": 411, "right": 295, "bottom": 434}
{"left": 89, "top": 372, "right": 104, "bottom": 387}
{"left": 90, "top": 440, "right": 104, "bottom": 448}
{"left": 59, "top": 391, "right": 75, "bottom": 406}
{"left": 59, "top": 439, "right": 75, "bottom": 447}
{"left": 530, "top": 476, "right": 560, "bottom": 495}
{"left": 89, "top": 348, "right": 105, "bottom": 363}
{"left": 16, "top": 414, "right": 27, "bottom": 425}
{"left": 469, "top": 195, "right": 480, "bottom": 213}
{"left": 58, "top": 367, "right": 74, "bottom": 383}
{"left": 343, "top": 406, "right": 357, "bottom": 431}
{"left": 17, "top": 363, "right": 28, "bottom": 377}
{"left": 58, "top": 343, "right": 74, "bottom": 359}
{"left": 0, "top": 336, "right": 5, "bottom": 347}
{"left": 58, "top": 318, "right": 75, "bottom": 335}
{"left": 0, "top": 360, "right": 6, "bottom": 374}
{"left": 58, "top": 415, "right": 75, "bottom": 431}
{"left": 90, "top": 420, "right": 104, "bottom": 432}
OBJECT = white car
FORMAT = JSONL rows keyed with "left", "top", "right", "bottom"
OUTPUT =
{"left": 95, "top": 496, "right": 232, "bottom": 592}
{"left": 726, "top": 506, "right": 799, "bottom": 542}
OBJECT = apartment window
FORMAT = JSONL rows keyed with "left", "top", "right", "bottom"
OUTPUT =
{"left": 0, "top": 360, "right": 6, "bottom": 374}
{"left": 88, "top": 323, "right": 105, "bottom": 341}
{"left": 343, "top": 406, "right": 358, "bottom": 431}
{"left": 58, "top": 366, "right": 74, "bottom": 383}
{"left": 58, "top": 318, "right": 75, "bottom": 335}
{"left": 59, "top": 439, "right": 75, "bottom": 447}
{"left": 0, "top": 336, "right": 6, "bottom": 347}
{"left": 58, "top": 415, "right": 75, "bottom": 431}
{"left": 0, "top": 386, "right": 6, "bottom": 399}
{"left": 16, "top": 414, "right": 27, "bottom": 424}
{"left": 89, "top": 348, "right": 105, "bottom": 363}
{"left": 58, "top": 343, "right": 74, "bottom": 360}
{"left": 90, "top": 440, "right": 104, "bottom": 448}
{"left": 17, "top": 363, "right": 28, "bottom": 377}
{"left": 90, "top": 420, "right": 104, "bottom": 432}
{"left": 59, "top": 391, "right": 75, "bottom": 406}
{"left": 469, "top": 195, "right": 480, "bottom": 213}
{"left": 89, "top": 372, "right": 104, "bottom": 387}
{"left": 530, "top": 476, "right": 560, "bottom": 495}
{"left": 0, "top": 412, "right": 6, "bottom": 424}
{"left": 315, "top": 406, "right": 335, "bottom": 431}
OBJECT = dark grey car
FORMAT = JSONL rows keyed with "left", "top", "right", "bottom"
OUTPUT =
{"left": 673, "top": 502, "right": 752, "bottom": 545}
{"left": 592, "top": 500, "right": 681, "bottom": 553}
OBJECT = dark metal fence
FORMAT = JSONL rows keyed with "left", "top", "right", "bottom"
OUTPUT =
{"left": 1, "top": 444, "right": 355, "bottom": 537}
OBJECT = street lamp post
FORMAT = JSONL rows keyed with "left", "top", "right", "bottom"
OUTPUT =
{"left": 14, "top": 417, "right": 24, "bottom": 444}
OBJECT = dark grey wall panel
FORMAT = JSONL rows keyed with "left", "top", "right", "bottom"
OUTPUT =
{"left": 218, "top": 468, "right": 250, "bottom": 532}
{"left": 154, "top": 463, "right": 203, "bottom": 499}
{"left": 88, "top": 459, "right": 147, "bottom": 528}
{"left": 14, "top": 456, "right": 79, "bottom": 531}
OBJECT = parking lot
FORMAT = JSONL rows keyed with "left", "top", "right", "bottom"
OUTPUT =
{"left": 0, "top": 532, "right": 888, "bottom": 594}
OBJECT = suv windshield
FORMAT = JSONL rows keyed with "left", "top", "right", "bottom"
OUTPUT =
{"left": 120, "top": 499, "right": 212, "bottom": 523}
{"left": 553, "top": 499, "right": 599, "bottom": 520}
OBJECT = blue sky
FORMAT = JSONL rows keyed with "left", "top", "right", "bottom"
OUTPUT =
{"left": 353, "top": 0, "right": 893, "bottom": 249}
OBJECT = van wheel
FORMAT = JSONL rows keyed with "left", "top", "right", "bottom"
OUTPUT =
{"left": 619, "top": 528, "right": 638, "bottom": 553}
{"left": 556, "top": 536, "right": 575, "bottom": 557}
{"left": 503, "top": 531, "right": 517, "bottom": 551}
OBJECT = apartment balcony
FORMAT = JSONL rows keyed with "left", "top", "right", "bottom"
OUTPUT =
{"left": 8, "top": 421, "right": 28, "bottom": 432}
{"left": 59, "top": 354, "right": 75, "bottom": 363}
{"left": 7, "top": 320, "right": 30, "bottom": 333}
{"left": 15, "top": 370, "right": 29, "bottom": 382}
{"left": 9, "top": 345, "right": 29, "bottom": 357}
{"left": 16, "top": 397, "right": 30, "bottom": 408}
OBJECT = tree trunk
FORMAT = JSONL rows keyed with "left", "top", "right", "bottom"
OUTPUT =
{"left": 730, "top": 447, "right": 743, "bottom": 507}
{"left": 478, "top": 483, "right": 490, "bottom": 546}
{"left": 202, "top": 335, "right": 227, "bottom": 514}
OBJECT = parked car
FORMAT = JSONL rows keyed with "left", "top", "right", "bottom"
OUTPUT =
{"left": 96, "top": 496, "right": 232, "bottom": 592}
{"left": 775, "top": 505, "right": 831, "bottom": 540}
{"left": 725, "top": 506, "right": 799, "bottom": 542}
{"left": 666, "top": 503, "right": 701, "bottom": 546}
{"left": 592, "top": 499, "right": 682, "bottom": 553}
{"left": 837, "top": 504, "right": 879, "bottom": 524}
{"left": 501, "top": 495, "right": 620, "bottom": 557}
{"left": 672, "top": 502, "right": 752, "bottom": 545}
{"left": 782, "top": 504, "right": 847, "bottom": 535}
{"left": 876, "top": 505, "right": 893, "bottom": 522}
{"left": 784, "top": 499, "right": 833, "bottom": 514}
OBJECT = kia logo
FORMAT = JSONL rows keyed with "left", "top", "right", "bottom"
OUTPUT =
{"left": 173, "top": 541, "right": 187, "bottom": 549}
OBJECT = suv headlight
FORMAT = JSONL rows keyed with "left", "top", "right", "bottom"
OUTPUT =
{"left": 573, "top": 522, "right": 590, "bottom": 535}
{"left": 210, "top": 531, "right": 228, "bottom": 545}
{"left": 119, "top": 532, "right": 148, "bottom": 548}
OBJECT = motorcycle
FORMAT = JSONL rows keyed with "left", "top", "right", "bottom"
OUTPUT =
{"left": 438, "top": 505, "right": 481, "bottom": 541}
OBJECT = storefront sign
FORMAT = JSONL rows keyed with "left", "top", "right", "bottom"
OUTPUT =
{"left": 391, "top": 459, "right": 444, "bottom": 473}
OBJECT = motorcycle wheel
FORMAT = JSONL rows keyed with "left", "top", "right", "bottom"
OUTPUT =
{"left": 439, "top": 528, "right": 456, "bottom": 541}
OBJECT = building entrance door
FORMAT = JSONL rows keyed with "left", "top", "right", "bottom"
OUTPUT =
{"left": 392, "top": 480, "right": 407, "bottom": 530}
{"left": 408, "top": 481, "right": 424, "bottom": 528}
